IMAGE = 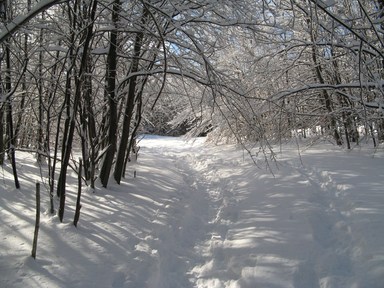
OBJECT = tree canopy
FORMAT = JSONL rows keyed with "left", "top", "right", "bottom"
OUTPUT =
{"left": 0, "top": 0, "right": 383, "bottom": 219}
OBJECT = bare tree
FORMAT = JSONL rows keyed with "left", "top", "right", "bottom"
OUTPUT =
{"left": 99, "top": 0, "right": 120, "bottom": 188}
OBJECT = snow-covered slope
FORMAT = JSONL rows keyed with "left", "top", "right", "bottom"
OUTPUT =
{"left": 0, "top": 136, "right": 383, "bottom": 288}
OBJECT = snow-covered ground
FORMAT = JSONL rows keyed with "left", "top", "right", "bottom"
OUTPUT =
{"left": 1, "top": 136, "right": 383, "bottom": 288}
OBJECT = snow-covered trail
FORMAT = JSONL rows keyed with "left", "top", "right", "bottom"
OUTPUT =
{"left": 133, "top": 136, "right": 216, "bottom": 288}
{"left": 0, "top": 136, "right": 383, "bottom": 288}
{"left": 136, "top": 136, "right": 384, "bottom": 288}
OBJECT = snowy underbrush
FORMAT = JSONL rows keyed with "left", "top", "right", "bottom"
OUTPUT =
{"left": 1, "top": 136, "right": 383, "bottom": 288}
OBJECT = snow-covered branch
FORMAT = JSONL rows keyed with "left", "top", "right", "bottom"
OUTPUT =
{"left": 0, "top": 0, "right": 66, "bottom": 43}
{"left": 271, "top": 82, "right": 384, "bottom": 109}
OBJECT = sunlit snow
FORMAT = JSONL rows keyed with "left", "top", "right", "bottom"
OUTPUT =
{"left": 0, "top": 136, "right": 383, "bottom": 288}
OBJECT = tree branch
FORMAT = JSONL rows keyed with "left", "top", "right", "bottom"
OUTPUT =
{"left": 0, "top": 0, "right": 67, "bottom": 43}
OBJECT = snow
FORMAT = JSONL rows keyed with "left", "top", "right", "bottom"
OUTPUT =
{"left": 0, "top": 0, "right": 63, "bottom": 43}
{"left": 1, "top": 136, "right": 383, "bottom": 288}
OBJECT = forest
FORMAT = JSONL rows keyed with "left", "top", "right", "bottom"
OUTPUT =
{"left": 0, "top": 0, "right": 383, "bottom": 222}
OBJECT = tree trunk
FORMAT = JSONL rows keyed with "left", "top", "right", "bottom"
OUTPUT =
{"left": 113, "top": 7, "right": 148, "bottom": 184}
{"left": 5, "top": 42, "right": 20, "bottom": 188}
{"left": 0, "top": 58, "right": 4, "bottom": 165}
{"left": 307, "top": 17, "right": 342, "bottom": 145}
{"left": 37, "top": 22, "right": 44, "bottom": 164}
{"left": 57, "top": 4, "right": 75, "bottom": 198}
{"left": 14, "top": 0, "right": 30, "bottom": 142}
{"left": 58, "top": 0, "right": 97, "bottom": 221}
{"left": 31, "top": 183, "right": 40, "bottom": 259}
{"left": 331, "top": 49, "right": 357, "bottom": 148}
{"left": 73, "top": 159, "right": 82, "bottom": 227}
{"left": 99, "top": 0, "right": 120, "bottom": 188}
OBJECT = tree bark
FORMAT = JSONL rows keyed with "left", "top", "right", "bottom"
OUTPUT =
{"left": 113, "top": 7, "right": 148, "bottom": 184}
{"left": 73, "top": 159, "right": 82, "bottom": 227}
{"left": 58, "top": 0, "right": 97, "bottom": 221}
{"left": 307, "top": 17, "right": 342, "bottom": 145}
{"left": 99, "top": 0, "right": 120, "bottom": 188}
{"left": 0, "top": 59, "right": 4, "bottom": 165}
{"left": 31, "top": 183, "right": 40, "bottom": 259}
{"left": 5, "top": 42, "right": 20, "bottom": 188}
